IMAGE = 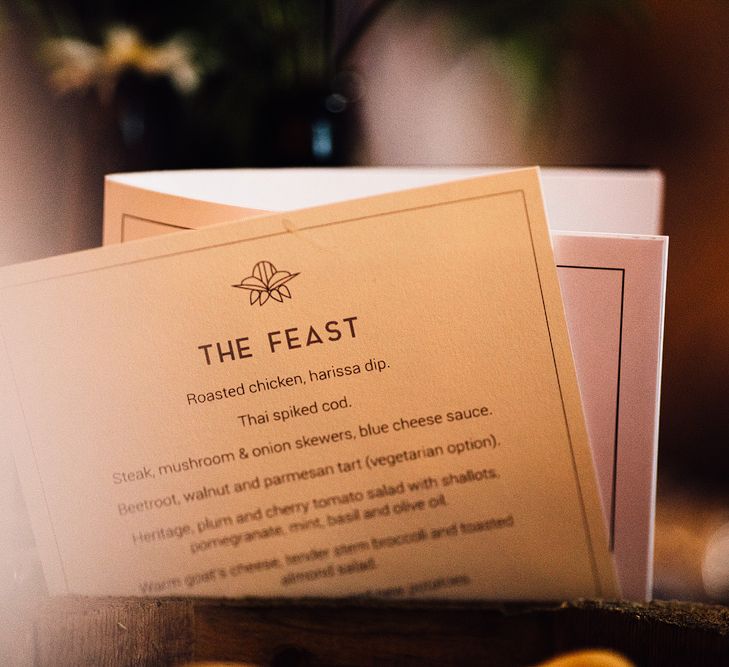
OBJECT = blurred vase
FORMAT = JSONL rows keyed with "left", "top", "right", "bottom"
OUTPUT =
{"left": 251, "top": 85, "right": 355, "bottom": 167}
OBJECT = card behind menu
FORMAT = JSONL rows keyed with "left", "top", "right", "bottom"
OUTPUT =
{"left": 0, "top": 169, "right": 618, "bottom": 599}
{"left": 554, "top": 232, "right": 667, "bottom": 600}
{"left": 103, "top": 167, "right": 664, "bottom": 242}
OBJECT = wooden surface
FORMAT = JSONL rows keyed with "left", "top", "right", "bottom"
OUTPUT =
{"left": 3, "top": 597, "right": 729, "bottom": 666}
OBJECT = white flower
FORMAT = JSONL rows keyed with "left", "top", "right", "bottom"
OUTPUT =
{"left": 44, "top": 26, "right": 201, "bottom": 100}
{"left": 44, "top": 37, "right": 102, "bottom": 94}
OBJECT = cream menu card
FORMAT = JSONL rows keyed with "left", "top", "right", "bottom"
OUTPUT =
{"left": 0, "top": 169, "right": 618, "bottom": 598}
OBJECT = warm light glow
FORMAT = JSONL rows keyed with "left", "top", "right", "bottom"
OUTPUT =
{"left": 702, "top": 521, "right": 729, "bottom": 600}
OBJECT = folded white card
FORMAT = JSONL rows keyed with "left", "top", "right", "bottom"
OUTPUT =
{"left": 1, "top": 169, "right": 618, "bottom": 599}
{"left": 103, "top": 167, "right": 664, "bottom": 242}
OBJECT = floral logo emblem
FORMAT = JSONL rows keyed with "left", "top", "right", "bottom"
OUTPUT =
{"left": 232, "top": 260, "right": 299, "bottom": 306}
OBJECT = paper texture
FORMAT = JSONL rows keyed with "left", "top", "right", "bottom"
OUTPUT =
{"left": 103, "top": 167, "right": 664, "bottom": 244}
{"left": 1, "top": 169, "right": 617, "bottom": 599}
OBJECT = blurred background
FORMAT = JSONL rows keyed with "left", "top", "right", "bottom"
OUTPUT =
{"left": 1, "top": 0, "right": 729, "bottom": 602}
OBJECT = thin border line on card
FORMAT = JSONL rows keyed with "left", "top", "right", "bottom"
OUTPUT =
{"left": 518, "top": 196, "right": 601, "bottom": 597}
{"left": 3, "top": 188, "right": 603, "bottom": 596}
{"left": 557, "top": 264, "right": 626, "bottom": 552}
{"left": 8, "top": 190, "right": 529, "bottom": 286}
{"left": 121, "top": 214, "right": 191, "bottom": 242}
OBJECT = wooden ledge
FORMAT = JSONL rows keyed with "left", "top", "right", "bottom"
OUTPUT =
{"left": 6, "top": 597, "right": 729, "bottom": 666}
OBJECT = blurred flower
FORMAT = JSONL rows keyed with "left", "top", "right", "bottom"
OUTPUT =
{"left": 43, "top": 26, "right": 200, "bottom": 102}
